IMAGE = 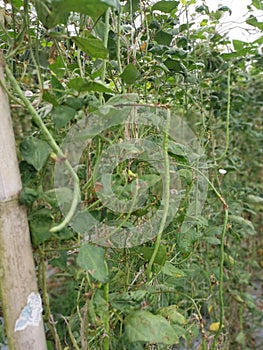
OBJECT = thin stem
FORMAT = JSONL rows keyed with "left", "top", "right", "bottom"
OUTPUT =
{"left": 211, "top": 207, "right": 229, "bottom": 350}
{"left": 5, "top": 65, "right": 80, "bottom": 232}
{"left": 103, "top": 260, "right": 110, "bottom": 350}
{"left": 216, "top": 64, "right": 231, "bottom": 161}
{"left": 116, "top": 11, "right": 123, "bottom": 75}
{"left": 146, "top": 108, "right": 171, "bottom": 280}
{"left": 39, "top": 249, "right": 62, "bottom": 350}
{"left": 100, "top": 8, "right": 110, "bottom": 104}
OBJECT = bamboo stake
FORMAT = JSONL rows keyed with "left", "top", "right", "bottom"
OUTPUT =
{"left": 0, "top": 54, "right": 47, "bottom": 350}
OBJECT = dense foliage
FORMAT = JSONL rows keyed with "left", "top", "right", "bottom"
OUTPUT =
{"left": 0, "top": 0, "right": 262, "bottom": 349}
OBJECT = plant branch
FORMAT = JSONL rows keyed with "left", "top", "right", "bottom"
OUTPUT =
{"left": 4, "top": 64, "right": 80, "bottom": 232}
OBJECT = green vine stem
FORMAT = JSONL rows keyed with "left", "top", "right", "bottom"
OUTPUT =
{"left": 211, "top": 207, "right": 229, "bottom": 350}
{"left": 216, "top": 64, "right": 231, "bottom": 161}
{"left": 99, "top": 8, "right": 110, "bottom": 105}
{"left": 146, "top": 108, "right": 171, "bottom": 281}
{"left": 4, "top": 64, "right": 80, "bottom": 232}
{"left": 116, "top": 10, "right": 123, "bottom": 75}
{"left": 103, "top": 260, "right": 110, "bottom": 350}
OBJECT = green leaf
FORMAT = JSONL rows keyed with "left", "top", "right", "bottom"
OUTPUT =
{"left": 252, "top": 0, "right": 263, "bottom": 9}
{"left": 51, "top": 105, "right": 76, "bottom": 129}
{"left": 35, "top": 0, "right": 120, "bottom": 28}
{"left": 203, "top": 236, "right": 221, "bottom": 245}
{"left": 52, "top": 227, "right": 74, "bottom": 241}
{"left": 71, "top": 210, "right": 98, "bottom": 234}
{"left": 155, "top": 31, "right": 173, "bottom": 46}
{"left": 162, "top": 261, "right": 185, "bottom": 277}
{"left": 157, "top": 306, "right": 187, "bottom": 325}
{"left": 29, "top": 208, "right": 53, "bottom": 246}
{"left": 246, "top": 15, "right": 263, "bottom": 30}
{"left": 124, "top": 310, "right": 180, "bottom": 344}
{"left": 49, "top": 56, "right": 66, "bottom": 78}
{"left": 138, "top": 245, "right": 167, "bottom": 266}
{"left": 49, "top": 251, "right": 68, "bottom": 269}
{"left": 229, "top": 215, "right": 256, "bottom": 235}
{"left": 246, "top": 194, "right": 263, "bottom": 205}
{"left": 233, "top": 40, "right": 247, "bottom": 52}
{"left": 164, "top": 58, "right": 186, "bottom": 73}
{"left": 35, "top": 0, "right": 69, "bottom": 28}
{"left": 42, "top": 92, "right": 59, "bottom": 106}
{"left": 52, "top": 187, "right": 74, "bottom": 207}
{"left": 109, "top": 290, "right": 147, "bottom": 312}
{"left": 168, "top": 141, "right": 188, "bottom": 156}
{"left": 152, "top": 1, "right": 179, "bottom": 13}
{"left": 101, "top": 0, "right": 120, "bottom": 9}
{"left": 51, "top": 76, "right": 65, "bottom": 97}
{"left": 235, "top": 331, "right": 245, "bottom": 345}
{"left": 120, "top": 64, "right": 140, "bottom": 84}
{"left": 123, "top": 0, "right": 140, "bottom": 13}
{"left": 72, "top": 35, "right": 108, "bottom": 59}
{"left": 10, "top": 0, "right": 23, "bottom": 7}
{"left": 19, "top": 187, "right": 40, "bottom": 206}
{"left": 68, "top": 78, "right": 112, "bottom": 93}
{"left": 20, "top": 137, "right": 51, "bottom": 171}
{"left": 64, "top": 97, "right": 85, "bottom": 110}
{"left": 178, "top": 169, "right": 192, "bottom": 186}
{"left": 77, "top": 244, "right": 108, "bottom": 283}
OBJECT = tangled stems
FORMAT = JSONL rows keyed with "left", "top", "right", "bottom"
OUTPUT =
{"left": 179, "top": 163, "right": 229, "bottom": 347}
{"left": 4, "top": 65, "right": 80, "bottom": 232}
{"left": 146, "top": 108, "right": 171, "bottom": 281}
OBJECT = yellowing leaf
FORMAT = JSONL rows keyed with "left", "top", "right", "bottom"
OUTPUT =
{"left": 209, "top": 322, "right": 224, "bottom": 332}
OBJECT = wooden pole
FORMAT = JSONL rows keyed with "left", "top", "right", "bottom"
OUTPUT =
{"left": 0, "top": 54, "right": 47, "bottom": 349}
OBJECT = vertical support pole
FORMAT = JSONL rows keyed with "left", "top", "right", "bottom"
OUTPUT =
{"left": 0, "top": 55, "right": 47, "bottom": 349}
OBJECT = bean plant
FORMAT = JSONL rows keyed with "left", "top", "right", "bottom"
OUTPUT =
{"left": 0, "top": 0, "right": 262, "bottom": 349}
